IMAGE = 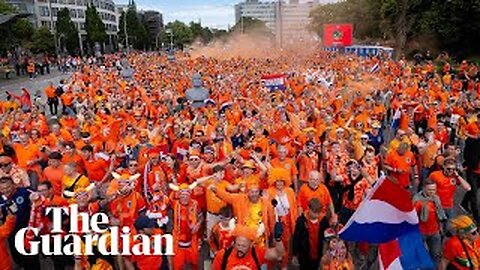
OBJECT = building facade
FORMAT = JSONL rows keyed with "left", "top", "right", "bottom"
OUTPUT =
{"left": 34, "top": 0, "right": 118, "bottom": 37}
{"left": 234, "top": 0, "right": 342, "bottom": 44}
{"left": 234, "top": 0, "right": 277, "bottom": 32}
{"left": 137, "top": 10, "right": 164, "bottom": 46}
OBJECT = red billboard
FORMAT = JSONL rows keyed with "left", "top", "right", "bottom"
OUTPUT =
{"left": 323, "top": 24, "right": 353, "bottom": 47}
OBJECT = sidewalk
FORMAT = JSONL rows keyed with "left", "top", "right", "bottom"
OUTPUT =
{"left": 0, "top": 69, "right": 70, "bottom": 99}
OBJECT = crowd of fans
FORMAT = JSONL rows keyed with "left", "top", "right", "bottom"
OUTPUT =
{"left": 0, "top": 48, "right": 479, "bottom": 270}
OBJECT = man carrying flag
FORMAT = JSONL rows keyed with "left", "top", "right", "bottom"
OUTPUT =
{"left": 339, "top": 176, "right": 435, "bottom": 269}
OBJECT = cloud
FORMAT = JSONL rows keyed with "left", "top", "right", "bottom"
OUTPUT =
{"left": 165, "top": 5, "right": 234, "bottom": 29}
{"left": 114, "top": 0, "right": 235, "bottom": 29}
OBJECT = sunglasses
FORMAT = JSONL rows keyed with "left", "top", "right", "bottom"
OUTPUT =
{"left": 129, "top": 163, "right": 138, "bottom": 167}
{"left": 0, "top": 163, "right": 11, "bottom": 168}
{"left": 189, "top": 158, "right": 200, "bottom": 161}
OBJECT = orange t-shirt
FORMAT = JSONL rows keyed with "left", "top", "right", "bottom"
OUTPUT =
{"left": 297, "top": 183, "right": 332, "bottom": 217}
{"left": 83, "top": 158, "right": 109, "bottom": 182}
{"left": 429, "top": 170, "right": 458, "bottom": 209}
{"left": 465, "top": 122, "right": 480, "bottom": 137}
{"left": 443, "top": 236, "right": 480, "bottom": 270}
{"left": 0, "top": 216, "right": 15, "bottom": 270}
{"left": 414, "top": 200, "right": 440, "bottom": 235}
{"left": 43, "top": 165, "right": 65, "bottom": 196}
{"left": 13, "top": 143, "right": 40, "bottom": 169}
{"left": 44, "top": 86, "right": 56, "bottom": 98}
{"left": 298, "top": 153, "right": 320, "bottom": 182}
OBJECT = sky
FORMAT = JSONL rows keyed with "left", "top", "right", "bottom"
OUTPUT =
{"left": 114, "top": 0, "right": 314, "bottom": 30}
{"left": 115, "top": 0, "right": 238, "bottom": 30}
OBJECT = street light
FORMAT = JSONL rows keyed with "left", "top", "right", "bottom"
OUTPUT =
{"left": 165, "top": 28, "right": 173, "bottom": 51}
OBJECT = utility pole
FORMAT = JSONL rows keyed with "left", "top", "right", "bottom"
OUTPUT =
{"left": 78, "top": 31, "right": 83, "bottom": 56}
{"left": 241, "top": 15, "right": 244, "bottom": 34}
{"left": 275, "top": 0, "right": 283, "bottom": 49}
{"left": 48, "top": 0, "right": 59, "bottom": 56}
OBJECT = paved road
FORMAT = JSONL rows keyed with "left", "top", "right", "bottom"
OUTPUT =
{"left": 0, "top": 71, "right": 71, "bottom": 99}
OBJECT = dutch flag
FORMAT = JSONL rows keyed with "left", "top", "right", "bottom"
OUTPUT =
{"left": 339, "top": 177, "right": 434, "bottom": 270}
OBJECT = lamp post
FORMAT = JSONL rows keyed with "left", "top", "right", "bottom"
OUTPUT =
{"left": 165, "top": 28, "right": 173, "bottom": 51}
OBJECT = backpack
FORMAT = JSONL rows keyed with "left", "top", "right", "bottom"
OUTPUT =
{"left": 221, "top": 246, "right": 261, "bottom": 270}
{"left": 55, "top": 85, "right": 64, "bottom": 96}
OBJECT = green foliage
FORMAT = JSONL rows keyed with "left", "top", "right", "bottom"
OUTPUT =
{"left": 118, "top": 5, "right": 151, "bottom": 50}
{"left": 309, "top": 0, "right": 480, "bottom": 57}
{"left": 85, "top": 5, "right": 107, "bottom": 45}
{"left": 230, "top": 17, "right": 272, "bottom": 36}
{"left": 309, "top": 0, "right": 383, "bottom": 40}
{"left": 0, "top": 0, "right": 15, "bottom": 14}
{"left": 162, "top": 20, "right": 193, "bottom": 48}
{"left": 31, "top": 26, "right": 55, "bottom": 53}
{"left": 13, "top": 18, "right": 34, "bottom": 42}
{"left": 56, "top": 8, "right": 79, "bottom": 54}
{"left": 189, "top": 22, "right": 214, "bottom": 44}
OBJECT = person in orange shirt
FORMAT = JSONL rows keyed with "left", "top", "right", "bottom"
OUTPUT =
{"left": 212, "top": 225, "right": 285, "bottom": 270}
{"left": 42, "top": 151, "right": 65, "bottom": 196}
{"left": 442, "top": 215, "right": 480, "bottom": 270}
{"left": 60, "top": 88, "right": 76, "bottom": 115}
{"left": 384, "top": 142, "right": 419, "bottom": 189}
{"left": 170, "top": 183, "right": 203, "bottom": 270}
{"left": 209, "top": 206, "right": 235, "bottom": 257}
{"left": 143, "top": 147, "right": 168, "bottom": 200}
{"left": 269, "top": 144, "right": 299, "bottom": 191}
{"left": 61, "top": 141, "right": 85, "bottom": 173}
{"left": 429, "top": 158, "right": 471, "bottom": 219}
{"left": 80, "top": 145, "right": 111, "bottom": 183}
{"left": 196, "top": 165, "right": 230, "bottom": 241}
{"left": 210, "top": 179, "right": 276, "bottom": 247}
{"left": 124, "top": 216, "right": 163, "bottom": 270}
{"left": 108, "top": 172, "right": 146, "bottom": 229}
{"left": 0, "top": 210, "right": 16, "bottom": 270}
{"left": 292, "top": 198, "right": 331, "bottom": 270}
{"left": 265, "top": 167, "right": 297, "bottom": 269}
{"left": 44, "top": 82, "right": 59, "bottom": 116}
{"left": 13, "top": 133, "right": 42, "bottom": 188}
{"left": 297, "top": 170, "right": 336, "bottom": 220}
{"left": 297, "top": 141, "right": 320, "bottom": 184}
{"left": 413, "top": 180, "right": 446, "bottom": 266}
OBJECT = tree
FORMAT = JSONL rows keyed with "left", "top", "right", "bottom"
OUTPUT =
{"left": 230, "top": 17, "right": 272, "bottom": 36}
{"left": 85, "top": 5, "right": 107, "bottom": 47}
{"left": 13, "top": 18, "right": 34, "bottom": 43}
{"left": 56, "top": 8, "right": 79, "bottom": 54}
{"left": 0, "top": 0, "right": 15, "bottom": 14}
{"left": 162, "top": 20, "right": 193, "bottom": 49}
{"left": 189, "top": 22, "right": 214, "bottom": 44}
{"left": 309, "top": 0, "right": 383, "bottom": 41}
{"left": 31, "top": 26, "right": 55, "bottom": 53}
{"left": 117, "top": 5, "right": 150, "bottom": 50}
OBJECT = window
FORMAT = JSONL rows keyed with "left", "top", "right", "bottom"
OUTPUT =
{"left": 70, "top": 9, "right": 77, "bottom": 18}
{"left": 80, "top": 23, "right": 85, "bottom": 30}
{"left": 77, "top": 9, "right": 85, "bottom": 18}
{"left": 40, "top": 6, "right": 49, "bottom": 17}
{"left": 52, "top": 7, "right": 58, "bottom": 17}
